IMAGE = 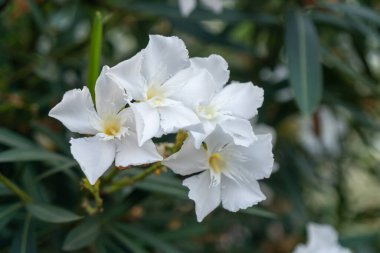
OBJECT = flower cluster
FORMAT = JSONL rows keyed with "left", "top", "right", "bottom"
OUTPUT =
{"left": 293, "top": 223, "right": 352, "bottom": 253}
{"left": 49, "top": 35, "right": 274, "bottom": 221}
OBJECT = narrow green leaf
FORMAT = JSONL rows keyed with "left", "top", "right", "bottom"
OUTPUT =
{"left": 320, "top": 3, "right": 380, "bottom": 27}
{"left": 0, "top": 173, "right": 33, "bottom": 202}
{"left": 37, "top": 160, "right": 77, "bottom": 181}
{"left": 26, "top": 0, "right": 45, "bottom": 31}
{"left": 285, "top": 7, "right": 323, "bottom": 114}
{"left": 136, "top": 181, "right": 187, "bottom": 199}
{"left": 321, "top": 48, "right": 380, "bottom": 95}
{"left": 108, "top": 227, "right": 149, "bottom": 253}
{"left": 63, "top": 220, "right": 100, "bottom": 251}
{"left": 0, "top": 148, "right": 71, "bottom": 163}
{"left": 0, "top": 203, "right": 22, "bottom": 230}
{"left": 241, "top": 207, "right": 277, "bottom": 219}
{"left": 11, "top": 215, "right": 37, "bottom": 253}
{"left": 0, "top": 128, "right": 35, "bottom": 148}
{"left": 117, "top": 224, "right": 182, "bottom": 253}
{"left": 87, "top": 11, "right": 103, "bottom": 100}
{"left": 27, "top": 203, "right": 82, "bottom": 223}
{"left": 124, "top": 169, "right": 187, "bottom": 198}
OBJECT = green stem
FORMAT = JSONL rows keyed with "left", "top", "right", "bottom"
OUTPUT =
{"left": 0, "top": 173, "right": 32, "bottom": 203}
{"left": 81, "top": 178, "right": 103, "bottom": 215}
{"left": 104, "top": 163, "right": 162, "bottom": 194}
{"left": 87, "top": 11, "right": 103, "bottom": 101}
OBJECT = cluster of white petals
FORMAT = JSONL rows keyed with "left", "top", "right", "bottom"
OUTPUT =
{"left": 49, "top": 66, "right": 163, "bottom": 185}
{"left": 293, "top": 223, "right": 352, "bottom": 253}
{"left": 49, "top": 34, "right": 274, "bottom": 221}
{"left": 178, "top": 0, "right": 224, "bottom": 16}
{"left": 163, "top": 127, "right": 273, "bottom": 221}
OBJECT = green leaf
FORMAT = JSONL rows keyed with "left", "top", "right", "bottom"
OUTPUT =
{"left": 26, "top": 203, "right": 82, "bottom": 223}
{"left": 0, "top": 148, "right": 72, "bottom": 163}
{"left": 11, "top": 214, "right": 37, "bottom": 253}
{"left": 36, "top": 160, "right": 77, "bottom": 181}
{"left": 108, "top": 227, "right": 149, "bottom": 253}
{"left": 122, "top": 1, "right": 279, "bottom": 25}
{"left": 87, "top": 11, "right": 103, "bottom": 100}
{"left": 0, "top": 203, "right": 22, "bottom": 230}
{"left": 31, "top": 122, "right": 70, "bottom": 154}
{"left": 285, "top": 7, "right": 323, "bottom": 114}
{"left": 0, "top": 128, "right": 35, "bottom": 148}
{"left": 117, "top": 224, "right": 182, "bottom": 253}
{"left": 321, "top": 47, "right": 380, "bottom": 95}
{"left": 26, "top": 0, "right": 46, "bottom": 32}
{"left": 241, "top": 206, "right": 277, "bottom": 219}
{"left": 320, "top": 3, "right": 380, "bottom": 27}
{"left": 136, "top": 181, "right": 187, "bottom": 199}
{"left": 63, "top": 220, "right": 100, "bottom": 251}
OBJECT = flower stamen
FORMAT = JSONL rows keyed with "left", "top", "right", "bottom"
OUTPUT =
{"left": 102, "top": 117, "right": 121, "bottom": 137}
{"left": 208, "top": 153, "right": 225, "bottom": 174}
{"left": 196, "top": 105, "right": 217, "bottom": 120}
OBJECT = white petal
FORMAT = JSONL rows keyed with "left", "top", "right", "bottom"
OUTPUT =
{"left": 159, "top": 103, "right": 200, "bottom": 134}
{"left": 219, "top": 118, "right": 256, "bottom": 147}
{"left": 189, "top": 120, "right": 216, "bottom": 148}
{"left": 115, "top": 132, "right": 162, "bottom": 166}
{"left": 189, "top": 132, "right": 207, "bottom": 149}
{"left": 95, "top": 66, "right": 127, "bottom": 117}
{"left": 178, "top": 0, "right": 196, "bottom": 16}
{"left": 307, "top": 223, "right": 339, "bottom": 248}
{"left": 190, "top": 54, "right": 229, "bottom": 87}
{"left": 142, "top": 35, "right": 189, "bottom": 85}
{"left": 163, "top": 137, "right": 208, "bottom": 176}
{"left": 106, "top": 50, "right": 147, "bottom": 101}
{"left": 223, "top": 134, "right": 274, "bottom": 182}
{"left": 292, "top": 245, "right": 308, "bottom": 253}
{"left": 201, "top": 0, "right": 223, "bottom": 13}
{"left": 70, "top": 137, "right": 115, "bottom": 185}
{"left": 204, "top": 126, "right": 233, "bottom": 153}
{"left": 183, "top": 171, "right": 221, "bottom": 222}
{"left": 118, "top": 107, "right": 136, "bottom": 131}
{"left": 221, "top": 175, "right": 266, "bottom": 212}
{"left": 130, "top": 102, "right": 160, "bottom": 146}
{"left": 49, "top": 87, "right": 98, "bottom": 135}
{"left": 212, "top": 82, "right": 264, "bottom": 119}
{"left": 254, "top": 123, "right": 277, "bottom": 145}
{"left": 163, "top": 68, "right": 218, "bottom": 107}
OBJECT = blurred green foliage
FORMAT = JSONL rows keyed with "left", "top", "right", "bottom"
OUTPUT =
{"left": 0, "top": 0, "right": 380, "bottom": 252}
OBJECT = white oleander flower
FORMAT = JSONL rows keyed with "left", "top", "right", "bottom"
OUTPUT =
{"left": 49, "top": 66, "right": 163, "bottom": 185}
{"left": 293, "top": 223, "right": 352, "bottom": 253}
{"left": 299, "top": 106, "right": 347, "bottom": 157}
{"left": 178, "top": 0, "right": 224, "bottom": 16}
{"left": 163, "top": 127, "right": 274, "bottom": 222}
{"left": 167, "top": 54, "right": 264, "bottom": 148}
{"left": 107, "top": 35, "right": 201, "bottom": 146}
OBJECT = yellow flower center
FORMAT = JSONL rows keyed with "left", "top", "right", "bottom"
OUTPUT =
{"left": 208, "top": 153, "right": 225, "bottom": 174}
{"left": 102, "top": 117, "right": 121, "bottom": 136}
{"left": 146, "top": 86, "right": 166, "bottom": 107}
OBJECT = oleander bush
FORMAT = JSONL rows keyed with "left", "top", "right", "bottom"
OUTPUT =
{"left": 0, "top": 0, "right": 380, "bottom": 252}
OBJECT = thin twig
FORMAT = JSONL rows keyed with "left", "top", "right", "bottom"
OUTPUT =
{"left": 0, "top": 173, "right": 32, "bottom": 203}
{"left": 103, "top": 162, "right": 163, "bottom": 194}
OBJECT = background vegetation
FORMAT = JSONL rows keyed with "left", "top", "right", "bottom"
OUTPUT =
{"left": 1, "top": 0, "right": 380, "bottom": 252}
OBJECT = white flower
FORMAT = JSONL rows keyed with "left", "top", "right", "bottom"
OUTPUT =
{"left": 167, "top": 54, "right": 264, "bottom": 148}
{"left": 107, "top": 35, "right": 201, "bottom": 146}
{"left": 49, "top": 66, "right": 163, "bottom": 185}
{"left": 293, "top": 223, "right": 352, "bottom": 253}
{"left": 163, "top": 127, "right": 274, "bottom": 222}
{"left": 178, "top": 0, "right": 224, "bottom": 16}
{"left": 299, "top": 106, "right": 347, "bottom": 157}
